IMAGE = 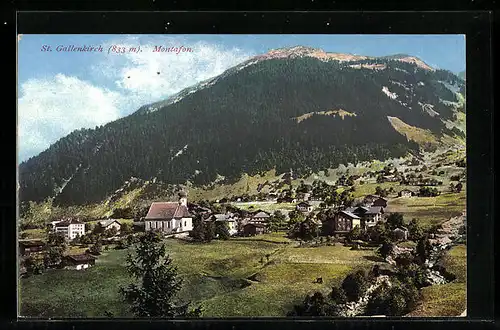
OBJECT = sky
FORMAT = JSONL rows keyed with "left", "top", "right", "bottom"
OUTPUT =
{"left": 17, "top": 34, "right": 465, "bottom": 162}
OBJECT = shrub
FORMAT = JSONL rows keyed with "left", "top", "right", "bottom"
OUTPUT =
{"left": 341, "top": 270, "right": 368, "bottom": 302}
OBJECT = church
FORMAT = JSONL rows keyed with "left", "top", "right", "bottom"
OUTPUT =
{"left": 144, "top": 191, "right": 193, "bottom": 235}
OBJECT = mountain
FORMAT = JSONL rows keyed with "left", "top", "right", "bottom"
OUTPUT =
{"left": 19, "top": 46, "right": 465, "bottom": 206}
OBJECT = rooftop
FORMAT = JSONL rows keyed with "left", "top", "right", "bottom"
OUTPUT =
{"left": 66, "top": 253, "right": 96, "bottom": 262}
{"left": 55, "top": 218, "right": 83, "bottom": 227}
{"left": 145, "top": 202, "right": 192, "bottom": 220}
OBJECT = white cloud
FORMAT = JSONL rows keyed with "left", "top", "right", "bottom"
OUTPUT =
{"left": 93, "top": 36, "right": 252, "bottom": 107}
{"left": 18, "top": 74, "right": 122, "bottom": 161}
{"left": 18, "top": 36, "right": 254, "bottom": 161}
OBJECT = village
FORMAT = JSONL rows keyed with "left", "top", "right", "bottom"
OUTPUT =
{"left": 19, "top": 159, "right": 465, "bottom": 270}
{"left": 18, "top": 156, "right": 467, "bottom": 318}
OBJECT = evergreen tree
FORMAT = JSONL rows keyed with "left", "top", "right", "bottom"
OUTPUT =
{"left": 119, "top": 231, "right": 201, "bottom": 318}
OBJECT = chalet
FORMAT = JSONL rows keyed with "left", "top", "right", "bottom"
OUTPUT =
{"left": 250, "top": 211, "right": 271, "bottom": 223}
{"left": 321, "top": 211, "right": 361, "bottom": 236}
{"left": 64, "top": 253, "right": 96, "bottom": 270}
{"left": 346, "top": 206, "right": 385, "bottom": 229}
{"left": 54, "top": 218, "right": 85, "bottom": 240}
{"left": 372, "top": 197, "right": 388, "bottom": 208}
{"left": 392, "top": 227, "right": 409, "bottom": 241}
{"left": 19, "top": 240, "right": 45, "bottom": 256}
{"left": 242, "top": 223, "right": 266, "bottom": 236}
{"left": 97, "top": 219, "right": 122, "bottom": 234}
{"left": 296, "top": 201, "right": 313, "bottom": 213}
{"left": 211, "top": 213, "right": 238, "bottom": 236}
{"left": 144, "top": 192, "right": 193, "bottom": 236}
{"left": 398, "top": 189, "right": 414, "bottom": 198}
{"left": 362, "top": 195, "right": 380, "bottom": 206}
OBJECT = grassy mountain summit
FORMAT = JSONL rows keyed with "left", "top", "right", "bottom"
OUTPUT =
{"left": 19, "top": 47, "right": 465, "bottom": 205}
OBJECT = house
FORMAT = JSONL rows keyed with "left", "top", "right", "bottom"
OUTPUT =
{"left": 321, "top": 211, "right": 361, "bottom": 236}
{"left": 64, "top": 253, "right": 96, "bottom": 270}
{"left": 346, "top": 206, "right": 385, "bottom": 229}
{"left": 19, "top": 240, "right": 45, "bottom": 256}
{"left": 144, "top": 192, "right": 193, "bottom": 236}
{"left": 296, "top": 201, "right": 313, "bottom": 213}
{"left": 398, "top": 189, "right": 414, "bottom": 198}
{"left": 211, "top": 213, "right": 238, "bottom": 236}
{"left": 97, "top": 219, "right": 122, "bottom": 234}
{"left": 54, "top": 218, "right": 85, "bottom": 240}
{"left": 250, "top": 211, "right": 271, "bottom": 223}
{"left": 362, "top": 195, "right": 380, "bottom": 206}
{"left": 242, "top": 223, "right": 266, "bottom": 236}
{"left": 392, "top": 227, "right": 409, "bottom": 241}
{"left": 372, "top": 197, "right": 388, "bottom": 208}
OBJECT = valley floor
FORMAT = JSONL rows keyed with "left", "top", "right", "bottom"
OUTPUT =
{"left": 19, "top": 232, "right": 382, "bottom": 318}
{"left": 19, "top": 231, "right": 466, "bottom": 318}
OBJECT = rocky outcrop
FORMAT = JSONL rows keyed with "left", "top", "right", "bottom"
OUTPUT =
{"left": 336, "top": 275, "right": 392, "bottom": 317}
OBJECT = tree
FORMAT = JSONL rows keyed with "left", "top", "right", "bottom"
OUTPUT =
{"left": 190, "top": 214, "right": 205, "bottom": 241}
{"left": 119, "top": 231, "right": 201, "bottom": 318}
{"left": 407, "top": 218, "right": 424, "bottom": 241}
{"left": 121, "top": 222, "right": 132, "bottom": 236}
{"left": 89, "top": 240, "right": 103, "bottom": 255}
{"left": 386, "top": 212, "right": 404, "bottom": 230}
{"left": 415, "top": 236, "right": 432, "bottom": 264}
{"left": 273, "top": 210, "right": 287, "bottom": 228}
{"left": 329, "top": 286, "right": 347, "bottom": 304}
{"left": 43, "top": 246, "right": 64, "bottom": 268}
{"left": 288, "top": 210, "right": 305, "bottom": 226}
{"left": 86, "top": 223, "right": 95, "bottom": 234}
{"left": 24, "top": 255, "right": 45, "bottom": 275}
{"left": 377, "top": 238, "right": 394, "bottom": 260}
{"left": 347, "top": 227, "right": 362, "bottom": 242}
{"left": 215, "top": 221, "right": 230, "bottom": 240}
{"left": 341, "top": 270, "right": 368, "bottom": 302}
{"left": 47, "top": 231, "right": 67, "bottom": 250}
{"left": 203, "top": 221, "right": 215, "bottom": 242}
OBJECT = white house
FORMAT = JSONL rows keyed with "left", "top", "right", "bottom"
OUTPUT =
{"left": 54, "top": 218, "right": 85, "bottom": 240}
{"left": 398, "top": 189, "right": 414, "bottom": 198}
{"left": 296, "top": 201, "right": 313, "bottom": 213}
{"left": 97, "top": 219, "right": 122, "bottom": 234}
{"left": 144, "top": 192, "right": 193, "bottom": 236}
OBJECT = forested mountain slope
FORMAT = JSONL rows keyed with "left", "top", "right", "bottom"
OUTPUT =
{"left": 19, "top": 46, "right": 465, "bottom": 205}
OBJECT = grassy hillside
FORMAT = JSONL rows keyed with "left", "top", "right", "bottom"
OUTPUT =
{"left": 407, "top": 244, "right": 466, "bottom": 317}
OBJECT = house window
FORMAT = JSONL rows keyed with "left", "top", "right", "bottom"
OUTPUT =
{"left": 184, "top": 221, "right": 187, "bottom": 227}
{"left": 168, "top": 222, "right": 170, "bottom": 228}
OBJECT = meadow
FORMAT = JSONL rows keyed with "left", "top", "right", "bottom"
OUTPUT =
{"left": 19, "top": 233, "right": 382, "bottom": 318}
{"left": 406, "top": 244, "right": 466, "bottom": 317}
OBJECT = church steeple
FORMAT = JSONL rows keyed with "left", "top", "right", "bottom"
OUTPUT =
{"left": 178, "top": 191, "right": 188, "bottom": 206}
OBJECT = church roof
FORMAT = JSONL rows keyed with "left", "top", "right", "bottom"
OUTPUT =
{"left": 145, "top": 202, "right": 192, "bottom": 220}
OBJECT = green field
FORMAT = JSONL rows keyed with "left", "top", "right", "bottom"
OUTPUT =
{"left": 20, "top": 235, "right": 382, "bottom": 318}
{"left": 407, "top": 244, "right": 466, "bottom": 317}
{"left": 386, "top": 191, "right": 466, "bottom": 228}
